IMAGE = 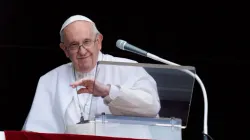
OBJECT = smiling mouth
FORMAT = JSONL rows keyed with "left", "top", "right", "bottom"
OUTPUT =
{"left": 77, "top": 55, "right": 90, "bottom": 59}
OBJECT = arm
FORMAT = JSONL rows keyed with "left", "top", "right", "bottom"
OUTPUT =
{"left": 70, "top": 67, "right": 161, "bottom": 117}
{"left": 103, "top": 68, "right": 161, "bottom": 117}
{"left": 104, "top": 78, "right": 160, "bottom": 117}
{"left": 22, "top": 75, "right": 64, "bottom": 133}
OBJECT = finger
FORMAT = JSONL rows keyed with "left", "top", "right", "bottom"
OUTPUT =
{"left": 70, "top": 79, "right": 84, "bottom": 88}
{"left": 81, "top": 79, "right": 95, "bottom": 87}
{"left": 77, "top": 88, "right": 91, "bottom": 94}
{"left": 70, "top": 79, "right": 95, "bottom": 88}
{"left": 70, "top": 79, "right": 91, "bottom": 87}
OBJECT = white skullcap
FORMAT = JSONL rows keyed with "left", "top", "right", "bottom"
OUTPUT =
{"left": 60, "top": 15, "right": 94, "bottom": 34}
{"left": 60, "top": 15, "right": 96, "bottom": 42}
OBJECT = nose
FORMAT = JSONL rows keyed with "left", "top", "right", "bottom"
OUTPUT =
{"left": 77, "top": 45, "right": 88, "bottom": 55}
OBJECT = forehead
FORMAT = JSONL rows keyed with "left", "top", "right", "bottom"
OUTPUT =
{"left": 63, "top": 21, "right": 94, "bottom": 42}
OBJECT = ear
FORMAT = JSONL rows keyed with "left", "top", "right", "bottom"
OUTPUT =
{"left": 96, "top": 33, "right": 103, "bottom": 50}
{"left": 60, "top": 43, "right": 70, "bottom": 58}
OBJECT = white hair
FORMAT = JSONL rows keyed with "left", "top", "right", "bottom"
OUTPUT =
{"left": 59, "top": 15, "right": 100, "bottom": 42}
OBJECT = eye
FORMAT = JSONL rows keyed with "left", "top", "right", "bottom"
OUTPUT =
{"left": 83, "top": 40, "right": 91, "bottom": 45}
{"left": 71, "top": 44, "right": 78, "bottom": 47}
{"left": 68, "top": 44, "right": 79, "bottom": 50}
{"left": 69, "top": 42, "right": 78, "bottom": 46}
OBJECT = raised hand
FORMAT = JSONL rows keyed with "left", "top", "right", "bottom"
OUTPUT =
{"left": 70, "top": 78, "right": 110, "bottom": 97}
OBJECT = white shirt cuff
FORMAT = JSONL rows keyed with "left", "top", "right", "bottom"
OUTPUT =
{"left": 103, "top": 85, "right": 120, "bottom": 105}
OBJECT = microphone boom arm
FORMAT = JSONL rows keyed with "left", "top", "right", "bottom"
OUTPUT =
{"left": 116, "top": 39, "right": 210, "bottom": 138}
{"left": 147, "top": 53, "right": 208, "bottom": 135}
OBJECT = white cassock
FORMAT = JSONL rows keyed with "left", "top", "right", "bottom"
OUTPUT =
{"left": 22, "top": 51, "right": 161, "bottom": 134}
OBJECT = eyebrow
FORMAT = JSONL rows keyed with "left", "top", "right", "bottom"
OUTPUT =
{"left": 69, "top": 38, "right": 92, "bottom": 45}
{"left": 69, "top": 41, "right": 78, "bottom": 45}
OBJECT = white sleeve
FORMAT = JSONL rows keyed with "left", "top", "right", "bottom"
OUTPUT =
{"left": 22, "top": 75, "right": 64, "bottom": 133}
{"left": 103, "top": 70, "right": 161, "bottom": 117}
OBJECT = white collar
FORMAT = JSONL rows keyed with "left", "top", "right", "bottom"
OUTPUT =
{"left": 74, "top": 51, "right": 103, "bottom": 80}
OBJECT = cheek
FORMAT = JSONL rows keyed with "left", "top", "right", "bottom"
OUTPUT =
{"left": 63, "top": 49, "right": 70, "bottom": 58}
{"left": 88, "top": 47, "right": 99, "bottom": 57}
{"left": 93, "top": 48, "right": 100, "bottom": 59}
{"left": 69, "top": 53, "right": 77, "bottom": 62}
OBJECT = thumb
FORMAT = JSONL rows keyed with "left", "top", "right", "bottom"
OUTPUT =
{"left": 77, "top": 88, "right": 90, "bottom": 94}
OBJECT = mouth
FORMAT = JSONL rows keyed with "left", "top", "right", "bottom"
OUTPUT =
{"left": 77, "top": 55, "right": 90, "bottom": 59}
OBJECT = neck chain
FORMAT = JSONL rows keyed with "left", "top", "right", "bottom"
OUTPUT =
{"left": 72, "top": 53, "right": 104, "bottom": 124}
{"left": 73, "top": 68, "right": 91, "bottom": 124}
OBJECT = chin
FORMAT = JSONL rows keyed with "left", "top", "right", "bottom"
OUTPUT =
{"left": 74, "top": 57, "right": 97, "bottom": 72}
{"left": 80, "top": 67, "right": 91, "bottom": 73}
{"left": 78, "top": 64, "right": 94, "bottom": 73}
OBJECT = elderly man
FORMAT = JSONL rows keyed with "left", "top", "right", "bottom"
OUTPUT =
{"left": 22, "top": 15, "right": 160, "bottom": 133}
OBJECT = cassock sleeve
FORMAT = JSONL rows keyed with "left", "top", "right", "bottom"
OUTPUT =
{"left": 103, "top": 67, "right": 161, "bottom": 117}
{"left": 22, "top": 74, "right": 64, "bottom": 133}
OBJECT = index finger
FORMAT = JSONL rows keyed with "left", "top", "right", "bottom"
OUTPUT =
{"left": 70, "top": 79, "right": 84, "bottom": 88}
{"left": 70, "top": 78, "right": 95, "bottom": 88}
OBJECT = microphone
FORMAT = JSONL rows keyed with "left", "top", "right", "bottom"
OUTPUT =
{"left": 116, "top": 39, "right": 210, "bottom": 139}
{"left": 116, "top": 39, "right": 148, "bottom": 57}
{"left": 116, "top": 39, "right": 180, "bottom": 66}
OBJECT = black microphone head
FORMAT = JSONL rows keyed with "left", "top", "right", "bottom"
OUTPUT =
{"left": 116, "top": 39, "right": 127, "bottom": 50}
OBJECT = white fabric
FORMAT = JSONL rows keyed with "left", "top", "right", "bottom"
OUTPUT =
{"left": 60, "top": 15, "right": 93, "bottom": 33}
{"left": 22, "top": 51, "right": 161, "bottom": 133}
{"left": 0, "top": 131, "right": 5, "bottom": 140}
{"left": 65, "top": 66, "right": 96, "bottom": 125}
{"left": 65, "top": 123, "right": 96, "bottom": 135}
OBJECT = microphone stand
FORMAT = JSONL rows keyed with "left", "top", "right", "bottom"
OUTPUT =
{"left": 116, "top": 39, "right": 213, "bottom": 140}
{"left": 146, "top": 53, "right": 211, "bottom": 140}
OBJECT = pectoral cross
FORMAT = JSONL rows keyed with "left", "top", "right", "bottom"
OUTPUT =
{"left": 77, "top": 116, "right": 89, "bottom": 124}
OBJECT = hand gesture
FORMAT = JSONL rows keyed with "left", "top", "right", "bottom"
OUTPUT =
{"left": 70, "top": 78, "right": 110, "bottom": 97}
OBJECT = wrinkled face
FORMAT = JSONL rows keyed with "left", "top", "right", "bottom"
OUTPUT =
{"left": 60, "top": 21, "right": 103, "bottom": 73}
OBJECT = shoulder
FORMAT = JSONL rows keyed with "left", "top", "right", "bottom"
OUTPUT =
{"left": 101, "top": 53, "right": 138, "bottom": 63}
{"left": 39, "top": 62, "right": 72, "bottom": 81}
{"left": 100, "top": 53, "right": 146, "bottom": 74}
